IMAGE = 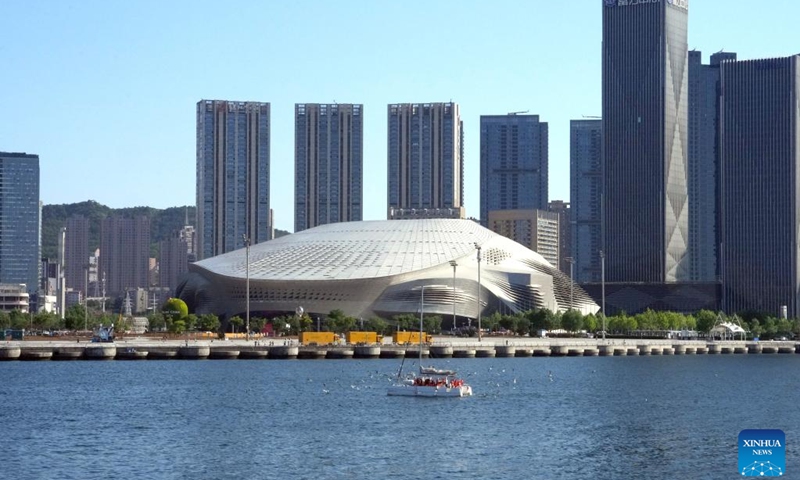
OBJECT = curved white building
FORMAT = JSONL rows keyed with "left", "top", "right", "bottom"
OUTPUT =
{"left": 176, "top": 219, "right": 599, "bottom": 321}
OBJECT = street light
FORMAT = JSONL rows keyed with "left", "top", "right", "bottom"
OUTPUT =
{"left": 565, "top": 256, "right": 574, "bottom": 310}
{"left": 600, "top": 250, "right": 606, "bottom": 340}
{"left": 474, "top": 243, "right": 482, "bottom": 342}
{"left": 242, "top": 234, "right": 250, "bottom": 341}
{"left": 449, "top": 260, "right": 458, "bottom": 332}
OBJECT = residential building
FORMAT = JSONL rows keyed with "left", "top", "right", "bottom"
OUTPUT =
{"left": 548, "top": 200, "right": 570, "bottom": 276}
{"left": 196, "top": 100, "right": 272, "bottom": 260}
{"left": 688, "top": 50, "right": 737, "bottom": 282}
{"left": 159, "top": 232, "right": 189, "bottom": 295}
{"left": 64, "top": 215, "right": 89, "bottom": 296}
{"left": 487, "top": 209, "right": 559, "bottom": 268}
{"left": 602, "top": 0, "right": 689, "bottom": 282}
{"left": 0, "top": 152, "right": 40, "bottom": 294}
{"left": 387, "top": 103, "right": 463, "bottom": 218}
{"left": 570, "top": 119, "right": 603, "bottom": 283}
{"left": 99, "top": 216, "right": 150, "bottom": 297}
{"left": 0, "top": 284, "right": 29, "bottom": 313}
{"left": 295, "top": 103, "right": 363, "bottom": 232}
{"left": 480, "top": 114, "right": 548, "bottom": 225}
{"left": 719, "top": 55, "right": 800, "bottom": 317}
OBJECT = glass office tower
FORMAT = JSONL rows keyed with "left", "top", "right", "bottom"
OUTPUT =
{"left": 601, "top": 0, "right": 689, "bottom": 282}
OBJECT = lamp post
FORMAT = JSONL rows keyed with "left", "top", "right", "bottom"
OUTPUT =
{"left": 474, "top": 243, "right": 482, "bottom": 342}
{"left": 600, "top": 250, "right": 606, "bottom": 340}
{"left": 242, "top": 234, "right": 250, "bottom": 341}
{"left": 565, "top": 256, "right": 574, "bottom": 310}
{"left": 449, "top": 260, "right": 458, "bottom": 333}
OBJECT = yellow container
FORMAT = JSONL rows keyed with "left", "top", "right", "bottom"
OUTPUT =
{"left": 346, "top": 331, "right": 380, "bottom": 344}
{"left": 300, "top": 332, "right": 337, "bottom": 345}
{"left": 393, "top": 331, "right": 431, "bottom": 344}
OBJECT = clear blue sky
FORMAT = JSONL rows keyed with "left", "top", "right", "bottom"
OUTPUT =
{"left": 2, "top": 1, "right": 798, "bottom": 232}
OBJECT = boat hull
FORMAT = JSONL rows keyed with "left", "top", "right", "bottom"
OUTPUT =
{"left": 387, "top": 385, "right": 472, "bottom": 397}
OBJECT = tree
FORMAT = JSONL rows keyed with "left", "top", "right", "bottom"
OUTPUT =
{"left": 148, "top": 312, "right": 166, "bottom": 332}
{"left": 392, "top": 314, "right": 417, "bottom": 332}
{"left": 170, "top": 320, "right": 186, "bottom": 335}
{"left": 325, "top": 310, "right": 357, "bottom": 334}
{"left": 8, "top": 310, "right": 28, "bottom": 330}
{"left": 250, "top": 316, "right": 266, "bottom": 334}
{"left": 776, "top": 318, "right": 793, "bottom": 337}
{"left": 528, "top": 308, "right": 557, "bottom": 332}
{"left": 185, "top": 314, "right": 198, "bottom": 332}
{"left": 229, "top": 316, "right": 244, "bottom": 333}
{"left": 513, "top": 315, "right": 531, "bottom": 336}
{"left": 695, "top": 310, "right": 717, "bottom": 333}
{"left": 561, "top": 310, "right": 584, "bottom": 333}
{"left": 635, "top": 309, "right": 659, "bottom": 330}
{"left": 750, "top": 319, "right": 763, "bottom": 339}
{"left": 762, "top": 317, "right": 778, "bottom": 339}
{"left": 34, "top": 312, "right": 62, "bottom": 331}
{"left": 499, "top": 313, "right": 517, "bottom": 333}
{"left": 583, "top": 313, "right": 598, "bottom": 333}
{"left": 423, "top": 315, "right": 442, "bottom": 334}
{"left": 197, "top": 313, "right": 220, "bottom": 332}
{"left": 364, "top": 317, "right": 389, "bottom": 335}
{"left": 64, "top": 304, "right": 87, "bottom": 331}
{"left": 0, "top": 311, "right": 10, "bottom": 330}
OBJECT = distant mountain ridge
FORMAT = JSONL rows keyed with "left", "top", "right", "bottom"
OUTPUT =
{"left": 41, "top": 201, "right": 289, "bottom": 259}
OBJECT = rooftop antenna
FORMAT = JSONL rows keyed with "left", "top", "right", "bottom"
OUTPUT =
{"left": 582, "top": 115, "right": 602, "bottom": 119}
{"left": 508, "top": 110, "right": 529, "bottom": 115}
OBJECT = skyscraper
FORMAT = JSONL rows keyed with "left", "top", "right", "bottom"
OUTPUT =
{"left": 295, "top": 103, "right": 363, "bottom": 232}
{"left": 687, "top": 51, "right": 737, "bottom": 282}
{"left": 196, "top": 100, "right": 271, "bottom": 260}
{"left": 0, "top": 152, "right": 40, "bottom": 294}
{"left": 602, "top": 0, "right": 689, "bottom": 282}
{"left": 65, "top": 215, "right": 89, "bottom": 296}
{"left": 99, "top": 216, "right": 150, "bottom": 297}
{"left": 387, "top": 103, "right": 464, "bottom": 219}
{"left": 548, "top": 200, "right": 571, "bottom": 276}
{"left": 570, "top": 119, "right": 603, "bottom": 283}
{"left": 719, "top": 55, "right": 800, "bottom": 317}
{"left": 480, "top": 114, "right": 548, "bottom": 226}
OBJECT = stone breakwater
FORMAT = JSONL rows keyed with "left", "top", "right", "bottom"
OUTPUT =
{"left": 1, "top": 338, "right": 799, "bottom": 361}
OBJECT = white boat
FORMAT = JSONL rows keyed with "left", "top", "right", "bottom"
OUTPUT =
{"left": 387, "top": 284, "right": 473, "bottom": 398}
{"left": 387, "top": 367, "right": 473, "bottom": 397}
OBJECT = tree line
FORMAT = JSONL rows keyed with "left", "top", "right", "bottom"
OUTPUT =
{"left": 5, "top": 301, "right": 799, "bottom": 341}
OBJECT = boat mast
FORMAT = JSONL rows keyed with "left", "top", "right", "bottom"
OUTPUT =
{"left": 419, "top": 221, "right": 425, "bottom": 367}
{"left": 420, "top": 284, "right": 424, "bottom": 366}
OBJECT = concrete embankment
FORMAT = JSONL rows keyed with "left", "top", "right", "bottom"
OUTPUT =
{"left": 1, "top": 338, "right": 799, "bottom": 361}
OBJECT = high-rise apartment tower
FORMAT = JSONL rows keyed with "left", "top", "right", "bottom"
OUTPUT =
{"left": 196, "top": 100, "right": 271, "bottom": 260}
{"left": 295, "top": 103, "right": 363, "bottom": 232}
{"left": 387, "top": 103, "right": 464, "bottom": 219}
{"left": 479, "top": 114, "right": 548, "bottom": 226}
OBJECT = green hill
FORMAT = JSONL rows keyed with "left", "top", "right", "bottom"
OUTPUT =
{"left": 41, "top": 201, "right": 290, "bottom": 259}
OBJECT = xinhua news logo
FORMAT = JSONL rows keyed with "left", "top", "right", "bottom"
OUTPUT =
{"left": 739, "top": 429, "right": 786, "bottom": 477}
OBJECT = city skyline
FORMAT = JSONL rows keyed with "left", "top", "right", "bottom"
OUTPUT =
{"left": 3, "top": 2, "right": 797, "bottom": 232}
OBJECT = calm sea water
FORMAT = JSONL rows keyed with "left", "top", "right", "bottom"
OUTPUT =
{"left": 1, "top": 355, "right": 798, "bottom": 480}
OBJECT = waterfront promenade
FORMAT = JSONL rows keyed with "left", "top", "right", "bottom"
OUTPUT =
{"left": 1, "top": 336, "right": 799, "bottom": 360}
